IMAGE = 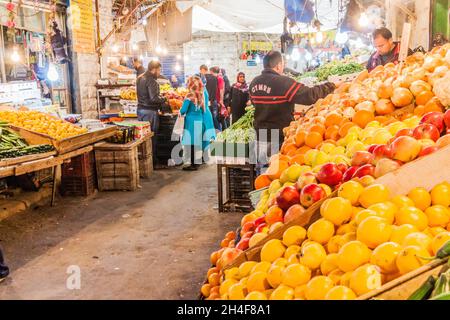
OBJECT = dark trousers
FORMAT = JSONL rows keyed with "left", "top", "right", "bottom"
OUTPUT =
{"left": 187, "top": 145, "right": 202, "bottom": 166}
{"left": 137, "top": 109, "right": 160, "bottom": 163}
{"left": 209, "top": 101, "right": 220, "bottom": 131}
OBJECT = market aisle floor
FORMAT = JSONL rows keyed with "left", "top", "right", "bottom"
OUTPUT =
{"left": 0, "top": 165, "right": 242, "bottom": 299}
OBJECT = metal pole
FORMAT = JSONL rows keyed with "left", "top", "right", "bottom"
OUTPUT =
{"left": 0, "top": 26, "right": 6, "bottom": 83}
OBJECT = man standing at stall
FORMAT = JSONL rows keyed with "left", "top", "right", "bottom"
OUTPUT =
{"left": 137, "top": 60, "right": 167, "bottom": 169}
{"left": 249, "top": 50, "right": 338, "bottom": 170}
{"left": 132, "top": 58, "right": 146, "bottom": 77}
{"left": 367, "top": 27, "right": 412, "bottom": 72}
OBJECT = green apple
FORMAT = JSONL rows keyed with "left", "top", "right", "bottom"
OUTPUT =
{"left": 329, "top": 146, "right": 346, "bottom": 156}
{"left": 320, "top": 143, "right": 336, "bottom": 154}
{"left": 280, "top": 164, "right": 304, "bottom": 184}
{"left": 269, "top": 179, "right": 283, "bottom": 195}
{"left": 304, "top": 149, "right": 319, "bottom": 166}
{"left": 313, "top": 151, "right": 330, "bottom": 167}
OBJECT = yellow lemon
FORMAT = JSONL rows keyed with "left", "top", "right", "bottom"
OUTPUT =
{"left": 239, "top": 261, "right": 258, "bottom": 278}
{"left": 245, "top": 291, "right": 267, "bottom": 300}
{"left": 370, "top": 242, "right": 402, "bottom": 274}
{"left": 307, "top": 218, "right": 335, "bottom": 245}
{"left": 250, "top": 261, "right": 272, "bottom": 274}
{"left": 300, "top": 241, "right": 327, "bottom": 270}
{"left": 260, "top": 239, "right": 286, "bottom": 263}
{"left": 320, "top": 253, "right": 339, "bottom": 276}
{"left": 325, "top": 285, "right": 357, "bottom": 300}
{"left": 431, "top": 182, "right": 450, "bottom": 207}
{"left": 247, "top": 272, "right": 270, "bottom": 292}
{"left": 354, "top": 209, "right": 379, "bottom": 225}
{"left": 391, "top": 195, "right": 415, "bottom": 208}
{"left": 396, "top": 245, "right": 431, "bottom": 275}
{"left": 294, "top": 284, "right": 307, "bottom": 299}
{"left": 284, "top": 245, "right": 301, "bottom": 259}
{"left": 321, "top": 197, "right": 353, "bottom": 226}
{"left": 328, "top": 269, "right": 345, "bottom": 285}
{"left": 349, "top": 264, "right": 382, "bottom": 296}
{"left": 337, "top": 241, "right": 371, "bottom": 272}
{"left": 327, "top": 235, "right": 343, "bottom": 254}
{"left": 338, "top": 181, "right": 365, "bottom": 205}
{"left": 357, "top": 216, "right": 393, "bottom": 249}
{"left": 220, "top": 279, "right": 238, "bottom": 296}
{"left": 305, "top": 276, "right": 335, "bottom": 300}
{"left": 367, "top": 201, "right": 398, "bottom": 224}
{"left": 340, "top": 271, "right": 353, "bottom": 287}
{"left": 359, "top": 184, "right": 391, "bottom": 208}
{"left": 281, "top": 263, "right": 312, "bottom": 287}
{"left": 395, "top": 206, "right": 428, "bottom": 231}
{"left": 408, "top": 187, "right": 432, "bottom": 211}
{"left": 269, "top": 285, "right": 294, "bottom": 300}
{"left": 389, "top": 224, "right": 419, "bottom": 244}
{"left": 431, "top": 232, "right": 450, "bottom": 256}
{"left": 336, "top": 221, "right": 357, "bottom": 235}
{"left": 267, "top": 265, "right": 284, "bottom": 288}
{"left": 425, "top": 205, "right": 450, "bottom": 228}
{"left": 228, "top": 282, "right": 247, "bottom": 300}
{"left": 402, "top": 232, "right": 433, "bottom": 254}
{"left": 282, "top": 226, "right": 307, "bottom": 247}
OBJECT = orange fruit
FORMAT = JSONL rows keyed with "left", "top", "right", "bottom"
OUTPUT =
{"left": 208, "top": 273, "right": 221, "bottom": 286}
{"left": 305, "top": 276, "right": 335, "bottom": 300}
{"left": 414, "top": 105, "right": 426, "bottom": 117}
{"left": 408, "top": 187, "right": 432, "bottom": 211}
{"left": 425, "top": 205, "right": 450, "bottom": 228}
{"left": 338, "top": 122, "right": 357, "bottom": 138}
{"left": 300, "top": 241, "right": 327, "bottom": 270}
{"left": 296, "top": 145, "right": 312, "bottom": 155}
{"left": 241, "top": 212, "right": 258, "bottom": 227}
{"left": 325, "top": 285, "right": 357, "bottom": 300}
{"left": 207, "top": 266, "right": 220, "bottom": 278}
{"left": 431, "top": 183, "right": 450, "bottom": 207}
{"left": 349, "top": 264, "right": 382, "bottom": 296}
{"left": 353, "top": 110, "right": 375, "bottom": 128}
{"left": 431, "top": 232, "right": 450, "bottom": 256}
{"left": 320, "top": 253, "right": 339, "bottom": 276}
{"left": 338, "top": 181, "right": 365, "bottom": 206}
{"left": 370, "top": 242, "right": 402, "bottom": 274}
{"left": 391, "top": 195, "right": 415, "bottom": 209}
{"left": 337, "top": 241, "right": 371, "bottom": 272}
{"left": 255, "top": 174, "right": 272, "bottom": 190}
{"left": 367, "top": 201, "right": 398, "bottom": 224}
{"left": 307, "top": 218, "right": 335, "bottom": 245}
{"left": 228, "top": 283, "right": 247, "bottom": 300}
{"left": 284, "top": 245, "right": 301, "bottom": 259}
{"left": 374, "top": 116, "right": 389, "bottom": 124}
{"left": 266, "top": 160, "right": 289, "bottom": 180}
{"left": 305, "top": 131, "right": 323, "bottom": 148}
{"left": 269, "top": 285, "right": 295, "bottom": 300}
{"left": 220, "top": 279, "right": 238, "bottom": 296}
{"left": 289, "top": 154, "right": 305, "bottom": 165}
{"left": 390, "top": 224, "right": 419, "bottom": 244}
{"left": 325, "top": 125, "right": 340, "bottom": 140}
{"left": 294, "top": 285, "right": 307, "bottom": 299}
{"left": 266, "top": 264, "right": 284, "bottom": 288}
{"left": 247, "top": 272, "right": 270, "bottom": 292}
{"left": 309, "top": 124, "right": 326, "bottom": 137}
{"left": 325, "top": 113, "right": 344, "bottom": 128}
{"left": 336, "top": 221, "right": 358, "bottom": 235}
{"left": 327, "top": 235, "right": 343, "bottom": 254}
{"left": 260, "top": 239, "right": 286, "bottom": 263}
{"left": 340, "top": 272, "right": 353, "bottom": 287}
{"left": 201, "top": 283, "right": 211, "bottom": 297}
{"left": 328, "top": 269, "right": 345, "bottom": 285}
{"left": 424, "top": 97, "right": 444, "bottom": 113}
{"left": 245, "top": 291, "right": 267, "bottom": 300}
{"left": 265, "top": 206, "right": 284, "bottom": 225}
{"left": 282, "top": 143, "right": 298, "bottom": 156}
{"left": 395, "top": 206, "right": 428, "bottom": 231}
{"left": 357, "top": 216, "right": 393, "bottom": 249}
{"left": 320, "top": 197, "right": 353, "bottom": 226}
{"left": 282, "top": 226, "right": 307, "bottom": 247}
{"left": 402, "top": 232, "right": 433, "bottom": 254}
{"left": 396, "top": 245, "right": 431, "bottom": 275}
{"left": 294, "top": 130, "right": 307, "bottom": 147}
{"left": 415, "top": 90, "right": 434, "bottom": 106}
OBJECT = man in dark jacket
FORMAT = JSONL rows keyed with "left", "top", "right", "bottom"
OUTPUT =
{"left": 137, "top": 60, "right": 167, "bottom": 168}
{"left": 367, "top": 27, "right": 412, "bottom": 72}
{"left": 205, "top": 69, "right": 220, "bottom": 130}
{"left": 250, "top": 50, "right": 337, "bottom": 167}
{"left": 133, "top": 58, "right": 146, "bottom": 77}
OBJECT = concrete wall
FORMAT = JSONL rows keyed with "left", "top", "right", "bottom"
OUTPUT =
{"left": 183, "top": 31, "right": 281, "bottom": 82}
{"left": 70, "top": 0, "right": 114, "bottom": 118}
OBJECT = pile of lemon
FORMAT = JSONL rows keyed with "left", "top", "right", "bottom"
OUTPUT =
{"left": 0, "top": 111, "right": 87, "bottom": 140}
{"left": 205, "top": 181, "right": 450, "bottom": 300}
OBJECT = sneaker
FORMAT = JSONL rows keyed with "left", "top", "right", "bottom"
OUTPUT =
{"left": 182, "top": 165, "right": 197, "bottom": 171}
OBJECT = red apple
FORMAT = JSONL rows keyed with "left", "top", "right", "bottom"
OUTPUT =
{"left": 367, "top": 144, "right": 381, "bottom": 153}
{"left": 254, "top": 216, "right": 266, "bottom": 227}
{"left": 276, "top": 186, "right": 300, "bottom": 211}
{"left": 296, "top": 172, "right": 317, "bottom": 190}
{"left": 342, "top": 166, "right": 359, "bottom": 182}
{"left": 336, "top": 163, "right": 349, "bottom": 174}
{"left": 300, "top": 183, "right": 326, "bottom": 208}
{"left": 352, "top": 164, "right": 375, "bottom": 179}
{"left": 390, "top": 136, "right": 422, "bottom": 162}
{"left": 317, "top": 163, "right": 343, "bottom": 186}
{"left": 352, "top": 151, "right": 375, "bottom": 166}
{"left": 242, "top": 231, "right": 254, "bottom": 239}
{"left": 420, "top": 112, "right": 445, "bottom": 133}
{"left": 413, "top": 124, "right": 441, "bottom": 142}
{"left": 374, "top": 158, "right": 402, "bottom": 178}
{"left": 394, "top": 128, "right": 414, "bottom": 139}
{"left": 418, "top": 146, "right": 439, "bottom": 157}
{"left": 373, "top": 144, "right": 393, "bottom": 162}
{"left": 235, "top": 238, "right": 250, "bottom": 251}
{"left": 284, "top": 204, "right": 306, "bottom": 224}
{"left": 444, "top": 109, "right": 450, "bottom": 129}
{"left": 217, "top": 248, "right": 242, "bottom": 269}
{"left": 255, "top": 223, "right": 268, "bottom": 234}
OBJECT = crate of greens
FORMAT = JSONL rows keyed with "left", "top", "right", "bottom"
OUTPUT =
{"left": 211, "top": 107, "right": 256, "bottom": 160}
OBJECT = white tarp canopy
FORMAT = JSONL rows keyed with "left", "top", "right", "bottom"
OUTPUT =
{"left": 176, "top": 0, "right": 343, "bottom": 34}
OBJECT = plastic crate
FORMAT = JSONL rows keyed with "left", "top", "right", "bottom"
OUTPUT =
{"left": 62, "top": 152, "right": 95, "bottom": 178}
{"left": 61, "top": 174, "right": 96, "bottom": 197}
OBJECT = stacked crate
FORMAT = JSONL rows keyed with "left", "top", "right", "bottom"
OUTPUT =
{"left": 137, "top": 137, "right": 153, "bottom": 178}
{"left": 156, "top": 114, "right": 180, "bottom": 166}
{"left": 61, "top": 151, "right": 97, "bottom": 196}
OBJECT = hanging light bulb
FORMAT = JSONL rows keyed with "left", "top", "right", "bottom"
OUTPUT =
{"left": 132, "top": 43, "right": 139, "bottom": 51}
{"left": 175, "top": 64, "right": 181, "bottom": 71}
{"left": 316, "top": 31, "right": 324, "bottom": 43}
{"left": 255, "top": 55, "right": 261, "bottom": 64}
{"left": 112, "top": 44, "right": 119, "bottom": 53}
{"left": 155, "top": 45, "right": 162, "bottom": 54}
{"left": 184, "top": 55, "right": 190, "bottom": 62}
{"left": 139, "top": 54, "right": 144, "bottom": 60}
{"left": 47, "top": 63, "right": 59, "bottom": 81}
{"left": 291, "top": 48, "right": 300, "bottom": 61}
{"left": 11, "top": 49, "right": 20, "bottom": 63}
{"left": 359, "top": 12, "right": 369, "bottom": 27}
{"left": 176, "top": 54, "right": 181, "bottom": 60}
{"left": 162, "top": 48, "right": 168, "bottom": 55}
{"left": 142, "top": 19, "right": 147, "bottom": 26}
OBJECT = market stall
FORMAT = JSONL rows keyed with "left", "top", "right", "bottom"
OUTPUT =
{"left": 199, "top": 43, "right": 450, "bottom": 301}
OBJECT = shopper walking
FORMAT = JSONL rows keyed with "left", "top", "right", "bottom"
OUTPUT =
{"left": 0, "top": 247, "right": 9, "bottom": 282}
{"left": 221, "top": 68, "right": 232, "bottom": 128}
{"left": 230, "top": 72, "right": 250, "bottom": 124}
{"left": 201, "top": 78, "right": 216, "bottom": 157}
{"left": 213, "top": 67, "right": 228, "bottom": 131}
{"left": 205, "top": 68, "right": 220, "bottom": 131}
{"left": 136, "top": 60, "right": 167, "bottom": 168}
{"left": 180, "top": 76, "right": 205, "bottom": 171}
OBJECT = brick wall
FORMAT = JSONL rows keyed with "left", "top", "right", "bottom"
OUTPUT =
{"left": 183, "top": 31, "right": 281, "bottom": 82}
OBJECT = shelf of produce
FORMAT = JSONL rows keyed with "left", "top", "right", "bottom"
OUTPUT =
{"left": 14, "top": 156, "right": 63, "bottom": 176}
{"left": 10, "top": 125, "right": 117, "bottom": 155}
{"left": 224, "top": 144, "right": 450, "bottom": 270}
{"left": 357, "top": 258, "right": 448, "bottom": 300}
{"left": 0, "top": 166, "right": 14, "bottom": 178}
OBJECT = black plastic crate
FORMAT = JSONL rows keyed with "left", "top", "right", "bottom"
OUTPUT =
{"left": 62, "top": 152, "right": 95, "bottom": 178}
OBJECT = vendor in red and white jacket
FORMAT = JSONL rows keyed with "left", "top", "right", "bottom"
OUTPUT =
{"left": 249, "top": 51, "right": 338, "bottom": 147}
{"left": 367, "top": 27, "right": 413, "bottom": 72}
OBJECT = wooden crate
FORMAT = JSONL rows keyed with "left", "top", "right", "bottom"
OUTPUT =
{"left": 139, "top": 155, "right": 153, "bottom": 179}
{"left": 138, "top": 138, "right": 152, "bottom": 159}
{"left": 61, "top": 174, "right": 97, "bottom": 197}
{"left": 94, "top": 144, "right": 140, "bottom": 192}
{"left": 223, "top": 145, "right": 450, "bottom": 283}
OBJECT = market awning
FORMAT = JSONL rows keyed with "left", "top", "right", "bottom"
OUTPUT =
{"left": 176, "top": 0, "right": 344, "bottom": 34}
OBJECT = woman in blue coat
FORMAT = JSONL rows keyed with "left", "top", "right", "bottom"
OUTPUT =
{"left": 180, "top": 76, "right": 206, "bottom": 171}
{"left": 202, "top": 81, "right": 216, "bottom": 155}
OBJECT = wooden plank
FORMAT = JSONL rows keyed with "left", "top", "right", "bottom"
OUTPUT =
{"left": 0, "top": 151, "right": 57, "bottom": 167}
{"left": 15, "top": 157, "right": 63, "bottom": 176}
{"left": 357, "top": 258, "right": 448, "bottom": 300}
{"left": 59, "top": 145, "right": 94, "bottom": 161}
{"left": 94, "top": 133, "right": 153, "bottom": 151}
{"left": 0, "top": 166, "right": 14, "bottom": 178}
